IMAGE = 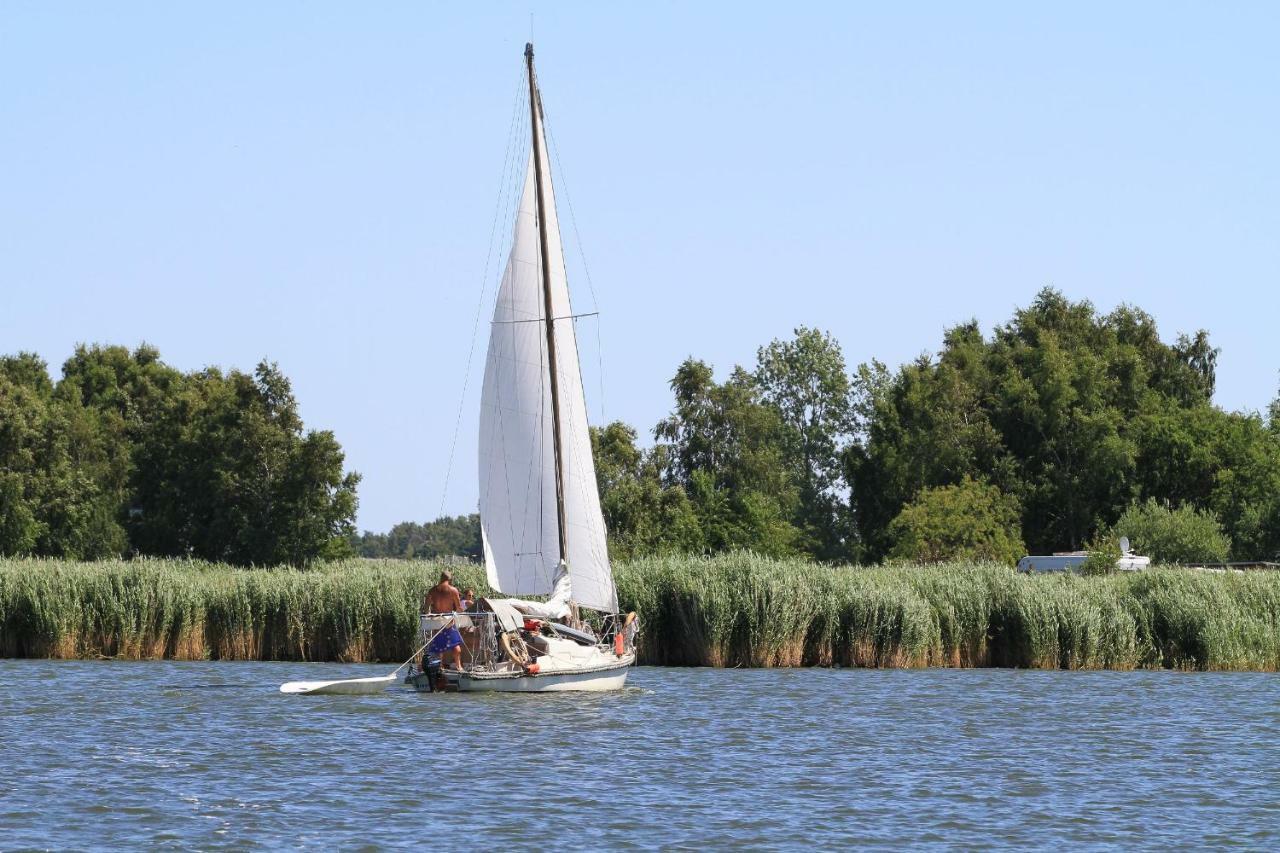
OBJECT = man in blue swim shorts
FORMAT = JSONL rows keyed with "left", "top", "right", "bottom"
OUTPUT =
{"left": 424, "top": 571, "right": 464, "bottom": 670}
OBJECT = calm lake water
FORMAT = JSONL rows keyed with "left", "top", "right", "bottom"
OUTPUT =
{"left": 1, "top": 662, "right": 1278, "bottom": 849}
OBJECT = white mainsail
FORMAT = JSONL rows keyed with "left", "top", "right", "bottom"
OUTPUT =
{"left": 476, "top": 101, "right": 616, "bottom": 613}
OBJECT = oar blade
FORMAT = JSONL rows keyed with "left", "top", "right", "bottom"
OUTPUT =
{"left": 279, "top": 674, "right": 397, "bottom": 695}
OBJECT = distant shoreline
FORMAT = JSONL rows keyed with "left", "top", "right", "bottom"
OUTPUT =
{"left": 2, "top": 556, "right": 1278, "bottom": 671}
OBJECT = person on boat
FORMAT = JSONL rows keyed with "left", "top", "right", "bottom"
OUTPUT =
{"left": 460, "top": 588, "right": 476, "bottom": 611}
{"left": 424, "top": 572, "right": 464, "bottom": 671}
{"left": 424, "top": 571, "right": 462, "bottom": 613}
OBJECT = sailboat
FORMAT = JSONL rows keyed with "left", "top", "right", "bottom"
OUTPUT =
{"left": 411, "top": 43, "right": 636, "bottom": 693}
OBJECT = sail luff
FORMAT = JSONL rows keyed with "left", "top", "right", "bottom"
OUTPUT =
{"left": 525, "top": 42, "right": 570, "bottom": 569}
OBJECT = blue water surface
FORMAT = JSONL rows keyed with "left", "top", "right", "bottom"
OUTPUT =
{"left": 1, "top": 662, "right": 1277, "bottom": 849}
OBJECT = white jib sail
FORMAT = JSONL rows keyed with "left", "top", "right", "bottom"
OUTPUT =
{"left": 477, "top": 127, "right": 616, "bottom": 613}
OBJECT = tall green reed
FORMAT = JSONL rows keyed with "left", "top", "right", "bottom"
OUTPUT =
{"left": 2, "top": 555, "right": 1278, "bottom": 669}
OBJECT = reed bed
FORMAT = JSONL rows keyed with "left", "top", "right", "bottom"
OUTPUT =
{"left": 0, "top": 558, "right": 489, "bottom": 663}
{"left": 2, "top": 555, "right": 1278, "bottom": 670}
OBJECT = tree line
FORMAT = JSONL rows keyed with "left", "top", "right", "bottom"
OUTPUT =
{"left": 0, "top": 345, "right": 359, "bottom": 565}
{"left": 369, "top": 288, "right": 1280, "bottom": 565}
{"left": 6, "top": 289, "right": 1279, "bottom": 567}
{"left": 350, "top": 514, "right": 481, "bottom": 561}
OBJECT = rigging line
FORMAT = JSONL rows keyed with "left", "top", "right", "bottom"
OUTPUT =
{"left": 491, "top": 312, "right": 599, "bottom": 325}
{"left": 544, "top": 114, "right": 608, "bottom": 424}
{"left": 438, "top": 64, "right": 528, "bottom": 520}
{"left": 543, "top": 114, "right": 601, "bottom": 314}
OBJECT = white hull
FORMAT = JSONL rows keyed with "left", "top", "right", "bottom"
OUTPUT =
{"left": 413, "top": 611, "right": 636, "bottom": 694}
{"left": 448, "top": 660, "right": 631, "bottom": 693}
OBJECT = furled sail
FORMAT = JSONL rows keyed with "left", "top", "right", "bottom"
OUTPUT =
{"left": 477, "top": 111, "right": 616, "bottom": 613}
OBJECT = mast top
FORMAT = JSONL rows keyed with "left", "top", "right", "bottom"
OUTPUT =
{"left": 525, "top": 42, "right": 534, "bottom": 59}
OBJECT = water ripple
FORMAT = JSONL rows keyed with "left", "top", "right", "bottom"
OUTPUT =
{"left": 0, "top": 662, "right": 1277, "bottom": 848}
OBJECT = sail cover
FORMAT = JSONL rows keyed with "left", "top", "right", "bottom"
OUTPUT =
{"left": 477, "top": 130, "right": 616, "bottom": 613}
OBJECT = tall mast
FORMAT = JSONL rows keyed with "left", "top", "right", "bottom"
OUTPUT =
{"left": 525, "top": 42, "right": 570, "bottom": 567}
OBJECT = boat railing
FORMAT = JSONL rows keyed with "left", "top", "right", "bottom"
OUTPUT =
{"left": 418, "top": 609, "right": 637, "bottom": 659}
{"left": 417, "top": 611, "right": 501, "bottom": 667}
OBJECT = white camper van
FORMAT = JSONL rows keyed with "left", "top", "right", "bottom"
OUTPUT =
{"left": 1017, "top": 538, "right": 1151, "bottom": 573}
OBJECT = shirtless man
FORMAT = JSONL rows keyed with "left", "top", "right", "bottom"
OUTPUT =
{"left": 423, "top": 571, "right": 464, "bottom": 670}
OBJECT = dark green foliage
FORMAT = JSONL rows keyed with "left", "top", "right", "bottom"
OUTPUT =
{"left": 655, "top": 360, "right": 800, "bottom": 555}
{"left": 888, "top": 477, "right": 1025, "bottom": 565}
{"left": 0, "top": 352, "right": 129, "bottom": 559}
{"left": 754, "top": 327, "right": 854, "bottom": 558}
{"left": 1112, "top": 499, "right": 1231, "bottom": 564}
{"left": 59, "top": 343, "right": 182, "bottom": 429}
{"left": 573, "top": 290, "right": 1278, "bottom": 564}
{"left": 8, "top": 288, "right": 1280, "bottom": 568}
{"left": 579, "top": 290, "right": 1280, "bottom": 564}
{"left": 590, "top": 423, "right": 703, "bottom": 559}
{"left": 0, "top": 472, "right": 40, "bottom": 555}
{"left": 847, "top": 289, "right": 1280, "bottom": 561}
{"left": 0, "top": 346, "right": 359, "bottom": 566}
{"left": 1268, "top": 381, "right": 1280, "bottom": 432}
{"left": 352, "top": 514, "right": 482, "bottom": 561}
{"left": 1080, "top": 531, "right": 1124, "bottom": 576}
{"left": 0, "top": 353, "right": 54, "bottom": 395}
{"left": 1130, "top": 398, "right": 1280, "bottom": 561}
{"left": 128, "top": 360, "right": 360, "bottom": 566}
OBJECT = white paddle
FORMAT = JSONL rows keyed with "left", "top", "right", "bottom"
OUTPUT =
{"left": 278, "top": 619, "right": 452, "bottom": 696}
{"left": 278, "top": 673, "right": 399, "bottom": 696}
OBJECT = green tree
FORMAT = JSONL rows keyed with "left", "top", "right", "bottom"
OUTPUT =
{"left": 0, "top": 361, "right": 50, "bottom": 554}
{"left": 1269, "top": 378, "right": 1280, "bottom": 433}
{"left": 655, "top": 360, "right": 800, "bottom": 556}
{"left": 59, "top": 343, "right": 183, "bottom": 430}
{"left": 847, "top": 324, "right": 1010, "bottom": 560}
{"left": 0, "top": 352, "right": 54, "bottom": 395}
{"left": 130, "top": 361, "right": 359, "bottom": 565}
{"left": 590, "top": 422, "right": 703, "bottom": 559}
{"left": 0, "top": 471, "right": 40, "bottom": 554}
{"left": 1079, "top": 531, "right": 1124, "bottom": 575}
{"left": 849, "top": 289, "right": 1233, "bottom": 560}
{"left": 1112, "top": 499, "right": 1231, "bottom": 564}
{"left": 887, "top": 477, "right": 1025, "bottom": 565}
{"left": 274, "top": 428, "right": 360, "bottom": 565}
{"left": 37, "top": 388, "right": 129, "bottom": 558}
{"left": 754, "top": 327, "right": 854, "bottom": 559}
{"left": 2, "top": 345, "right": 362, "bottom": 564}
{"left": 0, "top": 356, "right": 127, "bottom": 558}
{"left": 352, "top": 514, "right": 482, "bottom": 560}
{"left": 984, "top": 293, "right": 1140, "bottom": 551}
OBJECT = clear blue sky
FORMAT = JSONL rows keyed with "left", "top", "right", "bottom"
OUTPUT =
{"left": 3, "top": 2, "right": 1277, "bottom": 532}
